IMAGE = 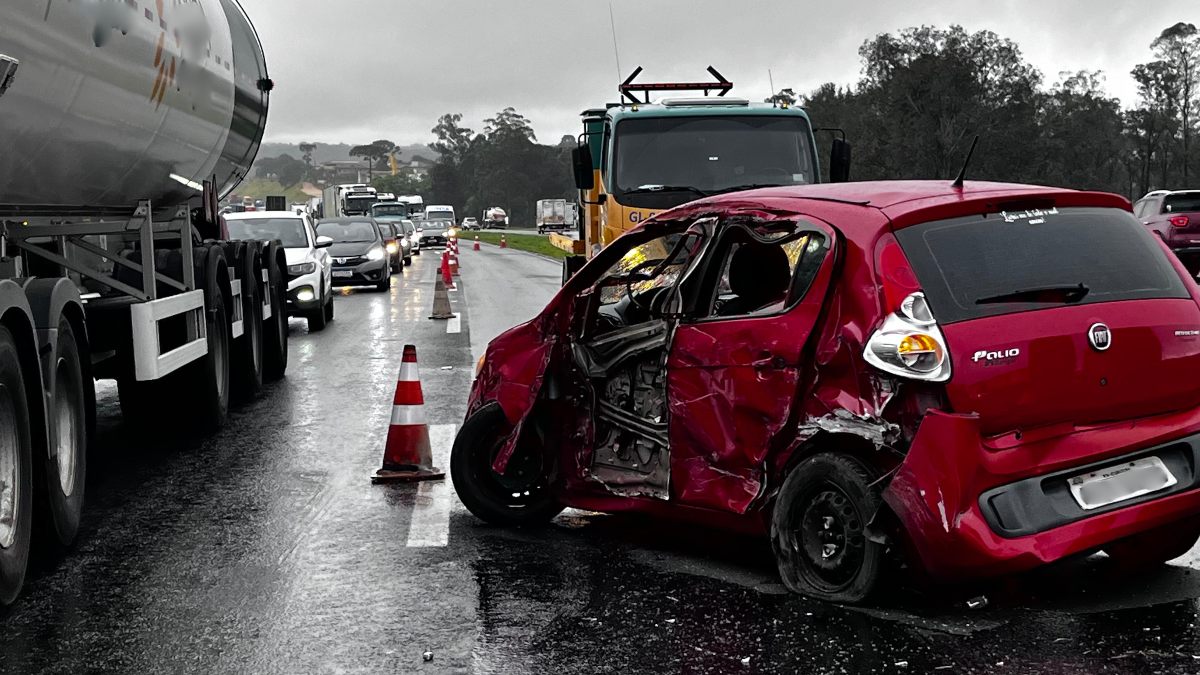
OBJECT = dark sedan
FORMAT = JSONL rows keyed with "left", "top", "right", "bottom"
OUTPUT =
{"left": 315, "top": 217, "right": 391, "bottom": 292}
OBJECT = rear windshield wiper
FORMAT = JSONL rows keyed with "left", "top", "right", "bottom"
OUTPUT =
{"left": 624, "top": 184, "right": 709, "bottom": 198}
{"left": 975, "top": 283, "right": 1090, "bottom": 305}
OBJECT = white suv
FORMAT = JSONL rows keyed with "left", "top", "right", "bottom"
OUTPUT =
{"left": 223, "top": 211, "right": 335, "bottom": 331}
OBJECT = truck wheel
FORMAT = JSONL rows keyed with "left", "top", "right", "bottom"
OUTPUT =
{"left": 232, "top": 244, "right": 264, "bottom": 403}
{"left": 261, "top": 242, "right": 288, "bottom": 381}
{"left": 36, "top": 318, "right": 86, "bottom": 552}
{"left": 184, "top": 245, "right": 231, "bottom": 432}
{"left": 0, "top": 326, "right": 34, "bottom": 606}
{"left": 450, "top": 403, "right": 561, "bottom": 527}
{"left": 770, "top": 452, "right": 884, "bottom": 603}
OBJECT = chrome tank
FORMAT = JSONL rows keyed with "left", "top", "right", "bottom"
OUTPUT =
{"left": 0, "top": 0, "right": 269, "bottom": 216}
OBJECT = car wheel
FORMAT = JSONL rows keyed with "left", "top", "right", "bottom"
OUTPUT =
{"left": 375, "top": 275, "right": 390, "bottom": 292}
{"left": 771, "top": 452, "right": 884, "bottom": 603}
{"left": 1105, "top": 523, "right": 1200, "bottom": 568}
{"left": 404, "top": 257, "right": 412, "bottom": 267}
{"left": 450, "top": 403, "right": 562, "bottom": 527}
{"left": 0, "top": 325, "right": 34, "bottom": 606}
{"left": 324, "top": 294, "right": 334, "bottom": 323}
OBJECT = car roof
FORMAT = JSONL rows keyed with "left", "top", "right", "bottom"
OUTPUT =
{"left": 319, "top": 217, "right": 377, "bottom": 224}
{"left": 223, "top": 210, "right": 305, "bottom": 221}
{"left": 650, "top": 180, "right": 1130, "bottom": 237}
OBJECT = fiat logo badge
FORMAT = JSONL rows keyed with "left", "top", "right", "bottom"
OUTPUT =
{"left": 1088, "top": 323, "right": 1112, "bottom": 351}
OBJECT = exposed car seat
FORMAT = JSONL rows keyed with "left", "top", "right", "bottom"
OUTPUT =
{"left": 717, "top": 241, "right": 792, "bottom": 316}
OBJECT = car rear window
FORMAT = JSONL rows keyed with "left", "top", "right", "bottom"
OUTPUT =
{"left": 1164, "top": 194, "right": 1200, "bottom": 213}
{"left": 895, "top": 207, "right": 1189, "bottom": 324}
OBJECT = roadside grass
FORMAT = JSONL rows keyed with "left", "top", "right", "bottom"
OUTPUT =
{"left": 471, "top": 232, "right": 569, "bottom": 260}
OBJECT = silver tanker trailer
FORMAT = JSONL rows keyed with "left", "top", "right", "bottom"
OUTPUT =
{"left": 0, "top": 0, "right": 286, "bottom": 604}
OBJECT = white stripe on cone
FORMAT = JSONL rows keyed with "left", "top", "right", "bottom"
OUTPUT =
{"left": 398, "top": 361, "right": 419, "bottom": 382}
{"left": 391, "top": 404, "right": 428, "bottom": 426}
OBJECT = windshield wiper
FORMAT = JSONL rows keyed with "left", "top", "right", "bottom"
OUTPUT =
{"left": 711, "top": 183, "right": 783, "bottom": 194}
{"left": 975, "top": 283, "right": 1090, "bottom": 305}
{"left": 624, "top": 184, "right": 709, "bottom": 198}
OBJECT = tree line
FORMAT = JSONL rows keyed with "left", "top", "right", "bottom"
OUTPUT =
{"left": 789, "top": 22, "right": 1199, "bottom": 198}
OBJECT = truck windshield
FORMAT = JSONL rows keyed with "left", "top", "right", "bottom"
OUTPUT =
{"left": 344, "top": 197, "right": 374, "bottom": 214}
{"left": 612, "top": 115, "right": 815, "bottom": 201}
{"left": 372, "top": 204, "right": 408, "bottom": 217}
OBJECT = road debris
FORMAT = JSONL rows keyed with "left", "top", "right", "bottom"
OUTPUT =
{"left": 966, "top": 596, "right": 989, "bottom": 610}
{"left": 422, "top": 651, "right": 434, "bottom": 662}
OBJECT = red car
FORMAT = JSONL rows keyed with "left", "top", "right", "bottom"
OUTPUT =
{"left": 1134, "top": 189, "right": 1200, "bottom": 272}
{"left": 453, "top": 180, "right": 1200, "bottom": 602}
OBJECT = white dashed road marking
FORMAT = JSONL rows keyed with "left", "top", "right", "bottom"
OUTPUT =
{"left": 446, "top": 316, "right": 461, "bottom": 334}
{"left": 405, "top": 424, "right": 458, "bottom": 547}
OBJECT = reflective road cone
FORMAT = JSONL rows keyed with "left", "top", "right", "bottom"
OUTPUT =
{"left": 429, "top": 276, "right": 455, "bottom": 320}
{"left": 473, "top": 236, "right": 480, "bottom": 251}
{"left": 500, "top": 235, "right": 507, "bottom": 249}
{"left": 441, "top": 251, "right": 454, "bottom": 287}
{"left": 373, "top": 345, "right": 445, "bottom": 483}
{"left": 449, "top": 250, "right": 460, "bottom": 276}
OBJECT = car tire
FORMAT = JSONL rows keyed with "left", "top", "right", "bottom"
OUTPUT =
{"left": 450, "top": 403, "right": 562, "bottom": 527}
{"left": 307, "top": 289, "right": 328, "bottom": 332}
{"left": 35, "top": 317, "right": 87, "bottom": 553}
{"left": 324, "top": 294, "right": 334, "bottom": 323}
{"left": 404, "top": 256, "right": 412, "bottom": 267}
{"left": 770, "top": 452, "right": 885, "bottom": 603}
{"left": 375, "top": 275, "right": 390, "bottom": 292}
{"left": 0, "top": 325, "right": 34, "bottom": 606}
{"left": 1105, "top": 523, "right": 1200, "bottom": 568}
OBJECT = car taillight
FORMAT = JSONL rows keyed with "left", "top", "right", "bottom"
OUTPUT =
{"left": 864, "top": 292, "right": 952, "bottom": 382}
{"left": 1171, "top": 215, "right": 1191, "bottom": 228}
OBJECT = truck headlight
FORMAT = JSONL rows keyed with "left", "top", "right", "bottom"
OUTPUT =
{"left": 287, "top": 262, "right": 316, "bottom": 275}
{"left": 366, "top": 246, "right": 386, "bottom": 261}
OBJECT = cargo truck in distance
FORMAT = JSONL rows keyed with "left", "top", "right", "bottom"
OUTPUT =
{"left": 559, "top": 67, "right": 851, "bottom": 276}
{"left": 484, "top": 206, "right": 509, "bottom": 229}
{"left": 322, "top": 184, "right": 378, "bottom": 218}
{"left": 536, "top": 199, "right": 577, "bottom": 234}
{"left": 0, "top": 0, "right": 285, "bottom": 605}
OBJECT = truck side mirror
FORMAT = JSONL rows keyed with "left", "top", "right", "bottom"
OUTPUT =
{"left": 572, "top": 145, "right": 595, "bottom": 191}
{"left": 829, "top": 138, "right": 852, "bottom": 183}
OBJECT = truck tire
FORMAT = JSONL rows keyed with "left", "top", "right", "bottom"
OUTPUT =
{"left": 0, "top": 325, "right": 34, "bottom": 606}
{"left": 231, "top": 242, "right": 264, "bottom": 402}
{"left": 35, "top": 317, "right": 87, "bottom": 552}
{"left": 261, "top": 242, "right": 288, "bottom": 381}
{"left": 183, "top": 245, "right": 231, "bottom": 432}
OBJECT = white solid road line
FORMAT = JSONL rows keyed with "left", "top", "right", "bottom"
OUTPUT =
{"left": 446, "top": 316, "right": 461, "bottom": 334}
{"left": 405, "top": 423, "right": 458, "bottom": 548}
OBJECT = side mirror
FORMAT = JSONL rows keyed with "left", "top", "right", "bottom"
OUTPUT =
{"left": 562, "top": 255, "right": 587, "bottom": 286}
{"left": 829, "top": 138, "right": 852, "bottom": 183}
{"left": 572, "top": 144, "right": 595, "bottom": 191}
{"left": 315, "top": 235, "right": 334, "bottom": 248}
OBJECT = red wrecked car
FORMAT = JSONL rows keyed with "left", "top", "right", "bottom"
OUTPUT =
{"left": 452, "top": 180, "right": 1200, "bottom": 602}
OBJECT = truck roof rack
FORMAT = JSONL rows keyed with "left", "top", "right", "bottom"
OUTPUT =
{"left": 619, "top": 66, "right": 733, "bottom": 105}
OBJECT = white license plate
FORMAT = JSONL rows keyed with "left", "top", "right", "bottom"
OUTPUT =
{"left": 1068, "top": 456, "right": 1177, "bottom": 510}
{"left": 333, "top": 270, "right": 354, "bottom": 278}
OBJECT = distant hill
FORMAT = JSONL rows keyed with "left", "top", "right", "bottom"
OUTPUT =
{"left": 258, "top": 142, "right": 437, "bottom": 164}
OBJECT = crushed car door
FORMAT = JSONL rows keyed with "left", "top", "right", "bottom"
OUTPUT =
{"left": 570, "top": 222, "right": 712, "bottom": 500}
{"left": 666, "top": 219, "right": 837, "bottom": 513}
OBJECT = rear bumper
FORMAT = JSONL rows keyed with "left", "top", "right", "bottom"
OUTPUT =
{"left": 884, "top": 406, "right": 1200, "bottom": 580}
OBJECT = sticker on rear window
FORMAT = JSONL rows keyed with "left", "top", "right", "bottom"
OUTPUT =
{"left": 1001, "top": 207, "right": 1059, "bottom": 225}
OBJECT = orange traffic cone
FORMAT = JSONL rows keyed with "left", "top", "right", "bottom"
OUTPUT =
{"left": 500, "top": 235, "right": 508, "bottom": 249}
{"left": 373, "top": 345, "right": 445, "bottom": 483}
{"left": 473, "top": 236, "right": 480, "bottom": 251}
{"left": 441, "top": 251, "right": 454, "bottom": 287}
{"left": 449, "top": 250, "right": 460, "bottom": 276}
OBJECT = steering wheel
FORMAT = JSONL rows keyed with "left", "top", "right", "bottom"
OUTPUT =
{"left": 624, "top": 259, "right": 663, "bottom": 311}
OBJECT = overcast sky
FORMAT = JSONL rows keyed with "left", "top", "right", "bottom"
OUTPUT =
{"left": 248, "top": 0, "right": 1198, "bottom": 147}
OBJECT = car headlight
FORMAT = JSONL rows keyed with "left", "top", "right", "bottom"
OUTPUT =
{"left": 385, "top": 242, "right": 398, "bottom": 254}
{"left": 366, "top": 246, "right": 386, "bottom": 261}
{"left": 287, "top": 262, "right": 316, "bottom": 275}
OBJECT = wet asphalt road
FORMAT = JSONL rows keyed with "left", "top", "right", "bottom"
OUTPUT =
{"left": 7, "top": 246, "right": 1200, "bottom": 673}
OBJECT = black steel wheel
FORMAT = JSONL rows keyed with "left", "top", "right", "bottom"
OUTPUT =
{"left": 232, "top": 243, "right": 264, "bottom": 402}
{"left": 0, "top": 325, "right": 33, "bottom": 606}
{"left": 450, "top": 403, "right": 561, "bottom": 527}
{"left": 771, "top": 452, "right": 884, "bottom": 603}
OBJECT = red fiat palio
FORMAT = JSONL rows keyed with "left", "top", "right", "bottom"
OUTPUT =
{"left": 452, "top": 180, "right": 1200, "bottom": 603}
